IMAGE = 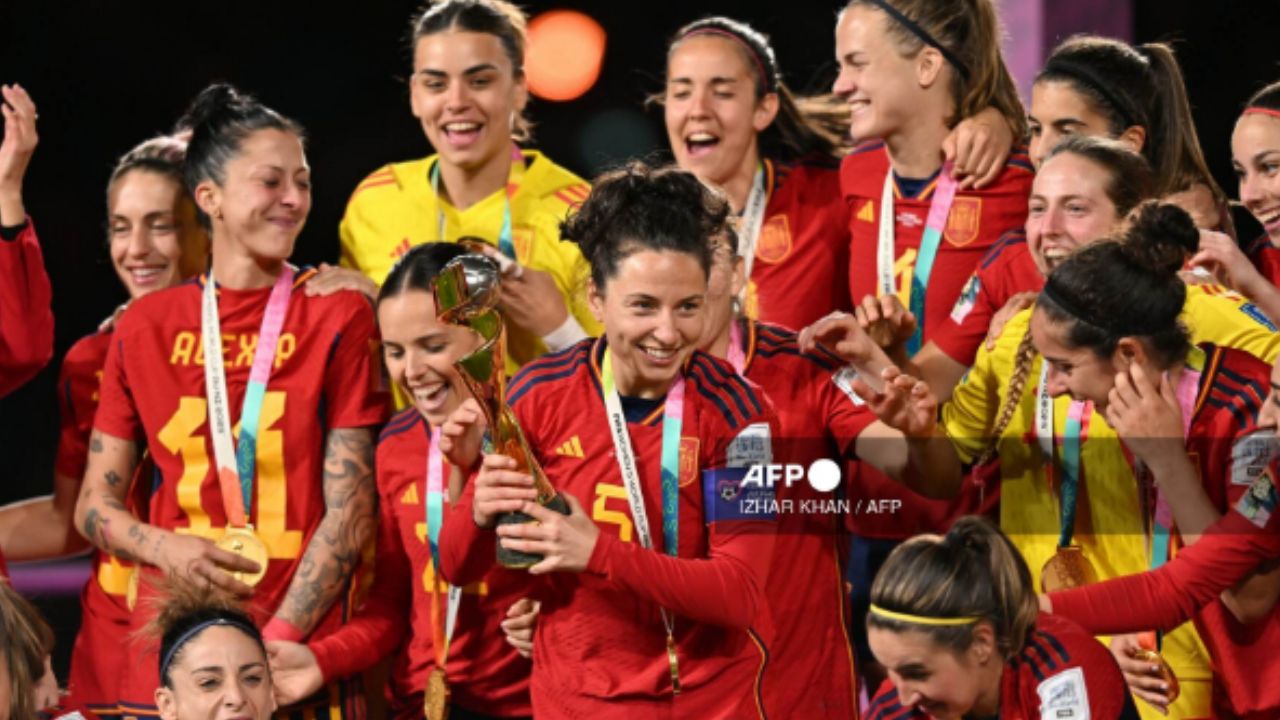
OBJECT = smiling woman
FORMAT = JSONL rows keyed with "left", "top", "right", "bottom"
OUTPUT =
{"left": 437, "top": 162, "right": 783, "bottom": 719}
{"left": 339, "top": 0, "right": 601, "bottom": 375}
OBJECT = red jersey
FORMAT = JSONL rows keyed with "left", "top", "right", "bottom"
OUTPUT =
{"left": 0, "top": 218, "right": 53, "bottom": 398}
{"left": 931, "top": 230, "right": 1043, "bottom": 366}
{"left": 94, "top": 270, "right": 388, "bottom": 716}
{"left": 308, "top": 409, "right": 531, "bottom": 717}
{"left": 440, "top": 338, "right": 780, "bottom": 719}
{"left": 57, "top": 328, "right": 151, "bottom": 713}
{"left": 742, "top": 321, "right": 870, "bottom": 718}
{"left": 866, "top": 612, "right": 1138, "bottom": 720}
{"left": 841, "top": 142, "right": 1034, "bottom": 338}
{"left": 1246, "top": 234, "right": 1280, "bottom": 288}
{"left": 1050, "top": 510, "right": 1280, "bottom": 719}
{"left": 747, "top": 158, "right": 851, "bottom": 330}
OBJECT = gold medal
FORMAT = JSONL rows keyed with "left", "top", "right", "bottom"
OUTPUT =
{"left": 424, "top": 666, "right": 450, "bottom": 720}
{"left": 125, "top": 566, "right": 139, "bottom": 611}
{"left": 1040, "top": 545, "right": 1098, "bottom": 593}
{"left": 215, "top": 526, "right": 268, "bottom": 587}
{"left": 1130, "top": 647, "right": 1181, "bottom": 702}
{"left": 666, "top": 634, "right": 681, "bottom": 696}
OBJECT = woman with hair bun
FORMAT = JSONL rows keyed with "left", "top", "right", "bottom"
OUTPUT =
{"left": 337, "top": 0, "right": 600, "bottom": 373}
{"left": 74, "top": 82, "right": 387, "bottom": 716}
{"left": 813, "top": 202, "right": 1280, "bottom": 718}
{"left": 439, "top": 163, "right": 781, "bottom": 718}
{"left": 864, "top": 517, "right": 1138, "bottom": 719}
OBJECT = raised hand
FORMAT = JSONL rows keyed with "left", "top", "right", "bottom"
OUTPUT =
{"left": 265, "top": 640, "right": 324, "bottom": 707}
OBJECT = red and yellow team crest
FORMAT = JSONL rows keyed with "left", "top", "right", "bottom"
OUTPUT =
{"left": 678, "top": 437, "right": 700, "bottom": 487}
{"left": 943, "top": 197, "right": 982, "bottom": 247}
{"left": 755, "top": 215, "right": 793, "bottom": 264}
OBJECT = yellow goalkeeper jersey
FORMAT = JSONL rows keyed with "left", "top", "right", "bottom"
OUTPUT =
{"left": 942, "top": 283, "right": 1280, "bottom": 720}
{"left": 339, "top": 149, "right": 601, "bottom": 374}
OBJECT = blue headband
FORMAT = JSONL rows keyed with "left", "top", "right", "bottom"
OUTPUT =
{"left": 160, "top": 617, "right": 264, "bottom": 681}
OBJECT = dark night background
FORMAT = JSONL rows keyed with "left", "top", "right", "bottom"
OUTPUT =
{"left": 1, "top": 0, "right": 1279, "bottom": 677}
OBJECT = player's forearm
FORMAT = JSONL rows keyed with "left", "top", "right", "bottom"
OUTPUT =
{"left": 0, "top": 495, "right": 88, "bottom": 561}
{"left": 75, "top": 431, "right": 164, "bottom": 564}
{"left": 272, "top": 428, "right": 376, "bottom": 635}
{"left": 1149, "top": 453, "right": 1218, "bottom": 542}
{"left": 0, "top": 188, "right": 23, "bottom": 227}
{"left": 912, "top": 343, "right": 967, "bottom": 405}
{"left": 904, "top": 430, "right": 963, "bottom": 499}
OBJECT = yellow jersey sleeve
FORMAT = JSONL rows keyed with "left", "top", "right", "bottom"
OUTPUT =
{"left": 339, "top": 159, "right": 435, "bottom": 285}
{"left": 941, "top": 307, "right": 1030, "bottom": 464}
{"left": 1183, "top": 283, "right": 1280, "bottom": 362}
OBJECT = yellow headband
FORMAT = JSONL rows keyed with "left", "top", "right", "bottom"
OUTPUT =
{"left": 869, "top": 604, "right": 981, "bottom": 627}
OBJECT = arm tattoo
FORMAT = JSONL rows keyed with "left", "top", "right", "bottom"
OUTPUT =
{"left": 275, "top": 427, "right": 376, "bottom": 632}
{"left": 105, "top": 470, "right": 123, "bottom": 487}
{"left": 89, "top": 433, "right": 103, "bottom": 453}
{"left": 82, "top": 508, "right": 107, "bottom": 547}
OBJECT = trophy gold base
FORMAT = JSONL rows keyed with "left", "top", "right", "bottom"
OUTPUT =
{"left": 496, "top": 494, "right": 570, "bottom": 568}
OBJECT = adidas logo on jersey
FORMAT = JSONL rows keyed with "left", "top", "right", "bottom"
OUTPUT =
{"left": 555, "top": 436, "right": 585, "bottom": 458}
{"left": 401, "top": 484, "right": 420, "bottom": 505}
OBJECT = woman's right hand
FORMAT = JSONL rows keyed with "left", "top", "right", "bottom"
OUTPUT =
{"left": 156, "top": 531, "right": 260, "bottom": 597}
{"left": 798, "top": 310, "right": 881, "bottom": 367}
{"left": 984, "top": 291, "right": 1037, "bottom": 351}
{"left": 472, "top": 453, "right": 539, "bottom": 529}
{"left": 439, "top": 398, "right": 487, "bottom": 472}
{"left": 501, "top": 597, "right": 540, "bottom": 659}
{"left": 1109, "top": 633, "right": 1173, "bottom": 714}
{"left": 853, "top": 366, "right": 939, "bottom": 439}
{"left": 1190, "top": 229, "right": 1266, "bottom": 297}
{"left": 265, "top": 641, "right": 324, "bottom": 707}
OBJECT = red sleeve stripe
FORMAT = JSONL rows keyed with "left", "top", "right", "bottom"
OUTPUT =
{"left": 755, "top": 323, "right": 842, "bottom": 372}
{"left": 865, "top": 692, "right": 917, "bottom": 720}
{"left": 747, "top": 628, "right": 770, "bottom": 720}
{"left": 553, "top": 190, "right": 584, "bottom": 208}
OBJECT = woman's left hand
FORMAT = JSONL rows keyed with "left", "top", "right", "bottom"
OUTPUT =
{"left": 304, "top": 262, "right": 378, "bottom": 300}
{"left": 1104, "top": 362, "right": 1184, "bottom": 469}
{"left": 495, "top": 493, "right": 598, "bottom": 574}
{"left": 1190, "top": 229, "right": 1266, "bottom": 297}
{"left": 438, "top": 397, "right": 487, "bottom": 471}
{"left": 498, "top": 266, "right": 571, "bottom": 337}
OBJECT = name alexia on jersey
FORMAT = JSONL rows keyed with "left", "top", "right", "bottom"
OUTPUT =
{"left": 167, "top": 330, "right": 298, "bottom": 369}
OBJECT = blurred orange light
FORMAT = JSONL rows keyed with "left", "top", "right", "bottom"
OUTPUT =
{"left": 525, "top": 10, "right": 606, "bottom": 102}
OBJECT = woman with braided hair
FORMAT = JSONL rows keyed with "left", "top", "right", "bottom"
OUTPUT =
{"left": 807, "top": 202, "right": 1280, "bottom": 718}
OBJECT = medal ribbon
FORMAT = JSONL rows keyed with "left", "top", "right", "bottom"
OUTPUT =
{"left": 425, "top": 431, "right": 463, "bottom": 673}
{"left": 876, "top": 163, "right": 959, "bottom": 355}
{"left": 431, "top": 143, "right": 525, "bottom": 259}
{"left": 735, "top": 163, "right": 769, "bottom": 289}
{"left": 1150, "top": 347, "right": 1206, "bottom": 572}
{"left": 1035, "top": 365, "right": 1093, "bottom": 548}
{"left": 599, "top": 347, "right": 686, "bottom": 694}
{"left": 727, "top": 318, "right": 747, "bottom": 375}
{"left": 202, "top": 266, "right": 295, "bottom": 528}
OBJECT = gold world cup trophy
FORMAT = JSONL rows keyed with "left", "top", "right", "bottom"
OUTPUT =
{"left": 433, "top": 251, "right": 569, "bottom": 568}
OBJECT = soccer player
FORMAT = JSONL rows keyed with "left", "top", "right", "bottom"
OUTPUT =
{"left": 438, "top": 163, "right": 780, "bottom": 718}
{"left": 266, "top": 242, "right": 532, "bottom": 718}
{"left": 149, "top": 582, "right": 276, "bottom": 720}
{"left": 1027, "top": 37, "right": 1228, "bottom": 211}
{"left": 0, "top": 83, "right": 53, "bottom": 400}
{"left": 1045, "top": 482, "right": 1280, "bottom": 717}
{"left": 73, "top": 83, "right": 387, "bottom": 717}
{"left": 915, "top": 33, "right": 1234, "bottom": 397}
{"left": 660, "top": 17, "right": 1015, "bottom": 332}
{"left": 864, "top": 517, "right": 1138, "bottom": 720}
{"left": 1190, "top": 82, "right": 1280, "bottom": 318}
{"left": 337, "top": 0, "right": 600, "bottom": 373}
{"left": 813, "top": 203, "right": 1280, "bottom": 718}
{"left": 0, "top": 134, "right": 207, "bottom": 714}
{"left": 691, "top": 228, "right": 871, "bottom": 716}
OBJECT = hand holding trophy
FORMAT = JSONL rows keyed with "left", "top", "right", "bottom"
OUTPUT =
{"left": 433, "top": 250, "right": 569, "bottom": 568}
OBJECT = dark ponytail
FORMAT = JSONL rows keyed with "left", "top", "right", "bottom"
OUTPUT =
{"left": 559, "top": 162, "right": 729, "bottom": 290}
{"left": 869, "top": 517, "right": 1039, "bottom": 659}
{"left": 1038, "top": 201, "right": 1193, "bottom": 365}
{"left": 177, "top": 83, "right": 303, "bottom": 227}
{"left": 1037, "top": 36, "right": 1224, "bottom": 203}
